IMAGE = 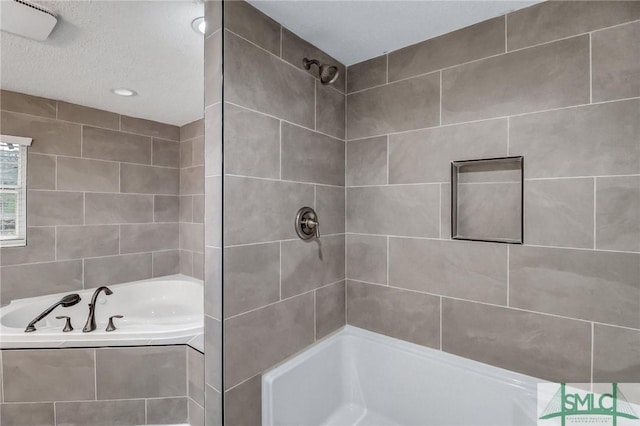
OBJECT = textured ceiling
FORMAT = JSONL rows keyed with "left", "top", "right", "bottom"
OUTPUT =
{"left": 248, "top": 0, "right": 541, "bottom": 66}
{"left": 1, "top": 1, "right": 204, "bottom": 126}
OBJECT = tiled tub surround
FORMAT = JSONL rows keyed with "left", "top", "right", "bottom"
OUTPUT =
{"left": 218, "top": 1, "right": 346, "bottom": 424}
{"left": 0, "top": 90, "right": 186, "bottom": 305}
{"left": 345, "top": 1, "right": 640, "bottom": 388}
{"left": 0, "top": 344, "right": 205, "bottom": 426}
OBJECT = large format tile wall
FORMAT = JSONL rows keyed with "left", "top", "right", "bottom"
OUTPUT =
{"left": 179, "top": 119, "right": 205, "bottom": 280}
{"left": 0, "top": 90, "right": 182, "bottom": 305}
{"left": 219, "top": 1, "right": 347, "bottom": 423}
{"left": 345, "top": 1, "right": 640, "bottom": 384}
{"left": 0, "top": 345, "right": 192, "bottom": 426}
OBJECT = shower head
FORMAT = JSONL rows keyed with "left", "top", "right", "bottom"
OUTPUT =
{"left": 59, "top": 293, "right": 81, "bottom": 307}
{"left": 303, "top": 58, "right": 340, "bottom": 85}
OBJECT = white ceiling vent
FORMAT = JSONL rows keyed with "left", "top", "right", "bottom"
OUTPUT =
{"left": 1, "top": 0, "right": 58, "bottom": 41}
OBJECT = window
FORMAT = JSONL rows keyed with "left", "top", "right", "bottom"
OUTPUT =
{"left": 1, "top": 136, "right": 32, "bottom": 247}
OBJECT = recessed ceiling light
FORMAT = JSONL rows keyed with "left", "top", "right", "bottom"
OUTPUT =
{"left": 111, "top": 88, "right": 137, "bottom": 97}
{"left": 192, "top": 17, "right": 206, "bottom": 35}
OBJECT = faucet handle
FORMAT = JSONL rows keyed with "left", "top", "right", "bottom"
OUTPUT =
{"left": 106, "top": 315, "right": 123, "bottom": 332}
{"left": 55, "top": 316, "right": 74, "bottom": 332}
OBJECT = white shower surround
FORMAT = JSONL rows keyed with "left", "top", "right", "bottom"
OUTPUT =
{"left": 263, "top": 326, "right": 544, "bottom": 426}
{"left": 0, "top": 274, "right": 203, "bottom": 349}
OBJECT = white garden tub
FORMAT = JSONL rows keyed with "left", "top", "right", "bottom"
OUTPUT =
{"left": 0, "top": 274, "right": 203, "bottom": 349}
{"left": 263, "top": 326, "right": 544, "bottom": 426}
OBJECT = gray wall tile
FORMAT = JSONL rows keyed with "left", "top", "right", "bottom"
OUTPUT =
{"left": 0, "top": 227, "right": 55, "bottom": 266}
{"left": 0, "top": 402, "right": 54, "bottom": 426}
{"left": 224, "top": 375, "right": 261, "bottom": 426}
{"left": 204, "top": 103, "right": 222, "bottom": 177}
{"left": 0, "top": 260, "right": 82, "bottom": 304}
{"left": 205, "top": 316, "right": 222, "bottom": 390}
{"left": 593, "top": 324, "right": 640, "bottom": 383}
{"left": 152, "top": 250, "right": 180, "bottom": 277}
{"left": 180, "top": 166, "right": 204, "bottom": 195}
{"left": 510, "top": 245, "right": 640, "bottom": 328}
{"left": 146, "top": 397, "right": 189, "bottom": 425}
{"left": 27, "top": 153, "right": 56, "bottom": 190}
{"left": 205, "top": 247, "right": 222, "bottom": 319}
{"left": 82, "top": 126, "right": 151, "bottom": 164}
{"left": 347, "top": 72, "right": 440, "bottom": 139}
{"left": 346, "top": 234, "right": 387, "bottom": 285}
{"left": 224, "top": 242, "right": 280, "bottom": 318}
{"left": 180, "top": 250, "right": 193, "bottom": 276}
{"left": 204, "top": 386, "right": 222, "bottom": 426}
{"left": 205, "top": 31, "right": 223, "bottom": 107}
{"left": 180, "top": 119, "right": 205, "bottom": 141}
{"left": 205, "top": 176, "right": 222, "bottom": 247}
{"left": 506, "top": 1, "right": 640, "bottom": 51}
{"left": 346, "top": 280, "right": 440, "bottom": 348}
{"left": 224, "top": 0, "right": 281, "bottom": 55}
{"left": 96, "top": 346, "right": 186, "bottom": 399}
{"left": 225, "top": 31, "right": 315, "bottom": 128}
{"left": 596, "top": 176, "right": 640, "bottom": 252}
{"left": 85, "top": 193, "right": 153, "bottom": 224}
{"left": 315, "top": 185, "right": 345, "bottom": 235}
{"left": 442, "top": 36, "right": 589, "bottom": 124}
{"left": 55, "top": 400, "right": 145, "bottom": 426}
{"left": 27, "top": 190, "right": 83, "bottom": 226}
{"left": 224, "top": 293, "right": 315, "bottom": 387}
{"left": 191, "top": 136, "right": 205, "bottom": 167}
{"left": 56, "top": 157, "right": 119, "bottom": 192}
{"left": 56, "top": 225, "right": 119, "bottom": 260}
{"left": 281, "top": 27, "right": 346, "bottom": 93}
{"left": 441, "top": 183, "right": 451, "bottom": 239}
{"left": 347, "top": 55, "right": 387, "bottom": 94}
{"left": 224, "top": 176, "right": 314, "bottom": 245}
{"left": 193, "top": 194, "right": 204, "bottom": 223}
{"left": 154, "top": 195, "right": 180, "bottom": 223}
{"left": 119, "top": 223, "right": 179, "bottom": 254}
{"left": 120, "top": 163, "right": 179, "bottom": 195}
{"left": 179, "top": 223, "right": 204, "bottom": 253}
{"left": 223, "top": 103, "right": 280, "bottom": 179}
{"left": 347, "top": 185, "right": 440, "bottom": 237}
{"left": 2, "top": 349, "right": 95, "bottom": 402}
{"left": 315, "top": 281, "right": 346, "bottom": 339}
{"left": 1, "top": 90, "right": 56, "bottom": 118}
{"left": 281, "top": 235, "right": 345, "bottom": 298}
{"left": 84, "top": 253, "right": 152, "bottom": 287}
{"left": 316, "top": 83, "right": 345, "bottom": 139}
{"left": 189, "top": 399, "right": 205, "bottom": 426}
{"left": 388, "top": 16, "right": 505, "bottom": 82}
{"left": 592, "top": 21, "right": 640, "bottom": 102}
{"left": 120, "top": 115, "right": 179, "bottom": 141}
{"left": 152, "top": 138, "right": 180, "bottom": 168}
{"left": 1, "top": 112, "right": 81, "bottom": 156}
{"left": 347, "top": 136, "right": 387, "bottom": 186}
{"left": 188, "top": 347, "right": 205, "bottom": 406}
{"left": 509, "top": 99, "right": 640, "bottom": 178}
{"left": 281, "top": 123, "right": 345, "bottom": 186}
{"left": 180, "top": 195, "right": 194, "bottom": 223}
{"left": 389, "top": 119, "right": 507, "bottom": 184}
{"left": 389, "top": 238, "right": 507, "bottom": 304}
{"left": 525, "top": 178, "right": 594, "bottom": 248}
{"left": 442, "top": 298, "right": 591, "bottom": 382}
{"left": 57, "top": 102, "right": 119, "bottom": 129}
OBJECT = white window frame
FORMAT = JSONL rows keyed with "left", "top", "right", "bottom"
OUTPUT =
{"left": 1, "top": 135, "right": 32, "bottom": 248}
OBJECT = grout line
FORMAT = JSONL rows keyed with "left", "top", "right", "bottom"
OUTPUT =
{"left": 279, "top": 241, "right": 282, "bottom": 300}
{"left": 593, "top": 178, "right": 597, "bottom": 249}
{"left": 386, "top": 236, "right": 390, "bottom": 285}
{"left": 386, "top": 135, "right": 390, "bottom": 185}
{"left": 438, "top": 184, "right": 442, "bottom": 239}
{"left": 589, "top": 32, "right": 593, "bottom": 104}
{"left": 439, "top": 296, "right": 443, "bottom": 350}
{"left": 385, "top": 53, "right": 389, "bottom": 84}
{"left": 504, "top": 14, "right": 508, "bottom": 52}
{"left": 506, "top": 116, "right": 510, "bottom": 155}
{"left": 590, "top": 322, "right": 595, "bottom": 384}
{"left": 279, "top": 121, "right": 282, "bottom": 180}
{"left": 439, "top": 70, "right": 442, "bottom": 126}
{"left": 506, "top": 245, "right": 510, "bottom": 307}
{"left": 225, "top": 233, "right": 344, "bottom": 249}
{"left": 225, "top": 173, "right": 343, "bottom": 188}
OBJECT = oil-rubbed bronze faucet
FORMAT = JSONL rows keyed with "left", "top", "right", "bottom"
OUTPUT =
{"left": 82, "top": 286, "right": 113, "bottom": 332}
{"left": 24, "top": 294, "right": 81, "bottom": 332}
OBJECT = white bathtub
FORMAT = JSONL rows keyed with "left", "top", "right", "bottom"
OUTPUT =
{"left": 263, "top": 326, "right": 544, "bottom": 426}
{"left": 0, "top": 274, "right": 203, "bottom": 349}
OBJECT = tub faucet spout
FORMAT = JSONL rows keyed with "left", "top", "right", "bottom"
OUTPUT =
{"left": 82, "top": 286, "right": 113, "bottom": 332}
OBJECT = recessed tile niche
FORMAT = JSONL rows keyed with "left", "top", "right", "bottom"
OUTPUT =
{"left": 451, "top": 156, "right": 524, "bottom": 244}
